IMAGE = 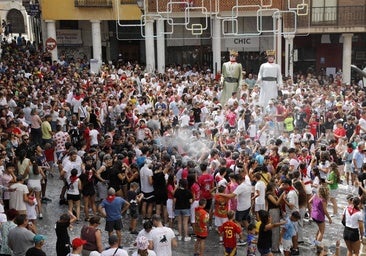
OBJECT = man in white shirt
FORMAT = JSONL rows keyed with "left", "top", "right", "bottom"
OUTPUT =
{"left": 149, "top": 214, "right": 177, "bottom": 256}
{"left": 88, "top": 123, "right": 100, "bottom": 146}
{"left": 219, "top": 174, "right": 252, "bottom": 232}
{"left": 140, "top": 159, "right": 154, "bottom": 220}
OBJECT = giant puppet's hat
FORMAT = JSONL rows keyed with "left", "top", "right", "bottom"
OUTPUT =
{"left": 229, "top": 49, "right": 239, "bottom": 57}
{"left": 266, "top": 49, "right": 276, "bottom": 57}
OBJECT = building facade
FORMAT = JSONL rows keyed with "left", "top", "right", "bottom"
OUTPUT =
{"left": 13, "top": 0, "right": 363, "bottom": 83}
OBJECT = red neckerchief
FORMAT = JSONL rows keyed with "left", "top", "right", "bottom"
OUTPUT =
{"left": 300, "top": 168, "right": 307, "bottom": 178}
{"left": 347, "top": 148, "right": 353, "bottom": 153}
{"left": 230, "top": 61, "right": 236, "bottom": 63}
{"left": 286, "top": 186, "right": 295, "bottom": 193}
{"left": 70, "top": 175, "right": 78, "bottom": 184}
{"left": 347, "top": 206, "right": 359, "bottom": 215}
{"left": 28, "top": 195, "right": 35, "bottom": 201}
{"left": 107, "top": 195, "right": 115, "bottom": 203}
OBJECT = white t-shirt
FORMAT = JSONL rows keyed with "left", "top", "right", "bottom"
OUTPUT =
{"left": 344, "top": 207, "right": 363, "bottom": 229}
{"left": 150, "top": 226, "right": 175, "bottom": 256}
{"left": 140, "top": 165, "right": 154, "bottom": 193}
{"left": 255, "top": 180, "right": 266, "bottom": 205}
{"left": 101, "top": 248, "right": 128, "bottom": 256}
{"left": 9, "top": 183, "right": 29, "bottom": 211}
{"left": 89, "top": 129, "right": 99, "bottom": 145}
{"left": 233, "top": 180, "right": 252, "bottom": 211}
{"left": 285, "top": 190, "right": 299, "bottom": 214}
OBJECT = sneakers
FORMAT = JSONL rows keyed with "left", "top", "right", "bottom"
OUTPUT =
{"left": 184, "top": 237, "right": 191, "bottom": 242}
{"left": 38, "top": 213, "right": 43, "bottom": 219}
{"left": 130, "top": 230, "right": 138, "bottom": 235}
{"left": 177, "top": 236, "right": 182, "bottom": 241}
{"left": 237, "top": 239, "right": 247, "bottom": 246}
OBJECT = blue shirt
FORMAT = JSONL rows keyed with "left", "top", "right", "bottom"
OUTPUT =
{"left": 282, "top": 217, "right": 296, "bottom": 240}
{"left": 100, "top": 197, "right": 127, "bottom": 221}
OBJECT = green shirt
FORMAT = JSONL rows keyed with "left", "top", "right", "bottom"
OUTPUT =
{"left": 328, "top": 171, "right": 338, "bottom": 190}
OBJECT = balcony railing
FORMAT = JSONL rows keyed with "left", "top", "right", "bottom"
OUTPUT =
{"left": 298, "top": 5, "right": 366, "bottom": 28}
{"left": 74, "top": 0, "right": 112, "bottom": 7}
{"left": 121, "top": 0, "right": 137, "bottom": 4}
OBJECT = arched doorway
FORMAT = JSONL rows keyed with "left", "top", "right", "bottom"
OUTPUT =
{"left": 6, "top": 9, "right": 25, "bottom": 34}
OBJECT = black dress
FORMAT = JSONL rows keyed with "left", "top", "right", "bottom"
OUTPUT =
{"left": 55, "top": 221, "right": 71, "bottom": 256}
{"left": 257, "top": 222, "right": 272, "bottom": 252}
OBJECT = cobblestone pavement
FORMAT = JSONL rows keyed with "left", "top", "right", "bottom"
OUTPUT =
{"left": 36, "top": 176, "right": 352, "bottom": 255}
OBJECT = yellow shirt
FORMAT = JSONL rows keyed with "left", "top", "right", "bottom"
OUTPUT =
{"left": 41, "top": 121, "right": 52, "bottom": 139}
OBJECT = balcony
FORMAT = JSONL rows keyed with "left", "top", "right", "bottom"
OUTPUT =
{"left": 298, "top": 5, "right": 366, "bottom": 28}
{"left": 121, "top": 0, "right": 137, "bottom": 3}
{"left": 74, "top": 0, "right": 112, "bottom": 8}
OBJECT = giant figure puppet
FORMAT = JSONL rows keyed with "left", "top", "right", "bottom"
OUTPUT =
{"left": 220, "top": 50, "right": 243, "bottom": 106}
{"left": 257, "top": 50, "right": 283, "bottom": 107}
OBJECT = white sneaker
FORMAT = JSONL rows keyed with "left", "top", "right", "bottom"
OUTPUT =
{"left": 184, "top": 237, "right": 191, "bottom": 242}
{"left": 177, "top": 236, "right": 182, "bottom": 241}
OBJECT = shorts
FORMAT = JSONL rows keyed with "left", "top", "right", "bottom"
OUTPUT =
{"left": 344, "top": 164, "right": 354, "bottom": 174}
{"left": 329, "top": 188, "right": 338, "bottom": 198}
{"left": 255, "top": 203, "right": 265, "bottom": 212}
{"left": 224, "top": 247, "right": 237, "bottom": 256}
{"left": 167, "top": 198, "right": 174, "bottom": 219}
{"left": 235, "top": 208, "right": 251, "bottom": 223}
{"left": 105, "top": 219, "right": 123, "bottom": 232}
{"left": 67, "top": 194, "right": 81, "bottom": 201}
{"left": 214, "top": 216, "right": 228, "bottom": 227}
{"left": 282, "top": 239, "right": 293, "bottom": 251}
{"left": 190, "top": 200, "right": 199, "bottom": 223}
{"left": 344, "top": 227, "right": 360, "bottom": 242}
{"left": 142, "top": 192, "right": 155, "bottom": 204}
{"left": 174, "top": 208, "right": 190, "bottom": 217}
{"left": 27, "top": 179, "right": 41, "bottom": 192}
{"left": 154, "top": 191, "right": 167, "bottom": 205}
{"left": 129, "top": 203, "right": 138, "bottom": 219}
{"left": 312, "top": 218, "right": 324, "bottom": 224}
{"left": 257, "top": 248, "right": 272, "bottom": 255}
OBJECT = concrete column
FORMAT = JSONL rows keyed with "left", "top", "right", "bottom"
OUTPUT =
{"left": 284, "top": 34, "right": 295, "bottom": 78}
{"left": 45, "top": 20, "right": 58, "bottom": 61}
{"left": 212, "top": 16, "right": 221, "bottom": 75}
{"left": 342, "top": 33, "right": 353, "bottom": 85}
{"left": 145, "top": 19, "right": 155, "bottom": 73}
{"left": 91, "top": 20, "right": 102, "bottom": 66}
{"left": 276, "top": 14, "right": 282, "bottom": 68}
{"left": 156, "top": 19, "right": 165, "bottom": 74}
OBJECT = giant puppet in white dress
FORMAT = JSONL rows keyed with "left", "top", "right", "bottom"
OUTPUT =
{"left": 257, "top": 50, "right": 283, "bottom": 107}
{"left": 220, "top": 50, "right": 242, "bottom": 106}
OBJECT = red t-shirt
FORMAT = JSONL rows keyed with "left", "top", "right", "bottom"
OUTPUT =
{"left": 194, "top": 207, "right": 209, "bottom": 237}
{"left": 218, "top": 220, "right": 242, "bottom": 248}
{"left": 214, "top": 194, "right": 229, "bottom": 218}
{"left": 197, "top": 173, "right": 214, "bottom": 200}
{"left": 191, "top": 182, "right": 201, "bottom": 201}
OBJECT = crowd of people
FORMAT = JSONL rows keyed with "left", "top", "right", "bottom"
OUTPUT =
{"left": 0, "top": 35, "right": 363, "bottom": 256}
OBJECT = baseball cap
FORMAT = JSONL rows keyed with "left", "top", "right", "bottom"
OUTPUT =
{"left": 72, "top": 238, "right": 87, "bottom": 248}
{"left": 33, "top": 234, "right": 46, "bottom": 244}
{"left": 136, "top": 236, "right": 149, "bottom": 250}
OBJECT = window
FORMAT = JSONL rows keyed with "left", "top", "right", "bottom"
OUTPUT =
{"left": 312, "top": 0, "right": 337, "bottom": 24}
